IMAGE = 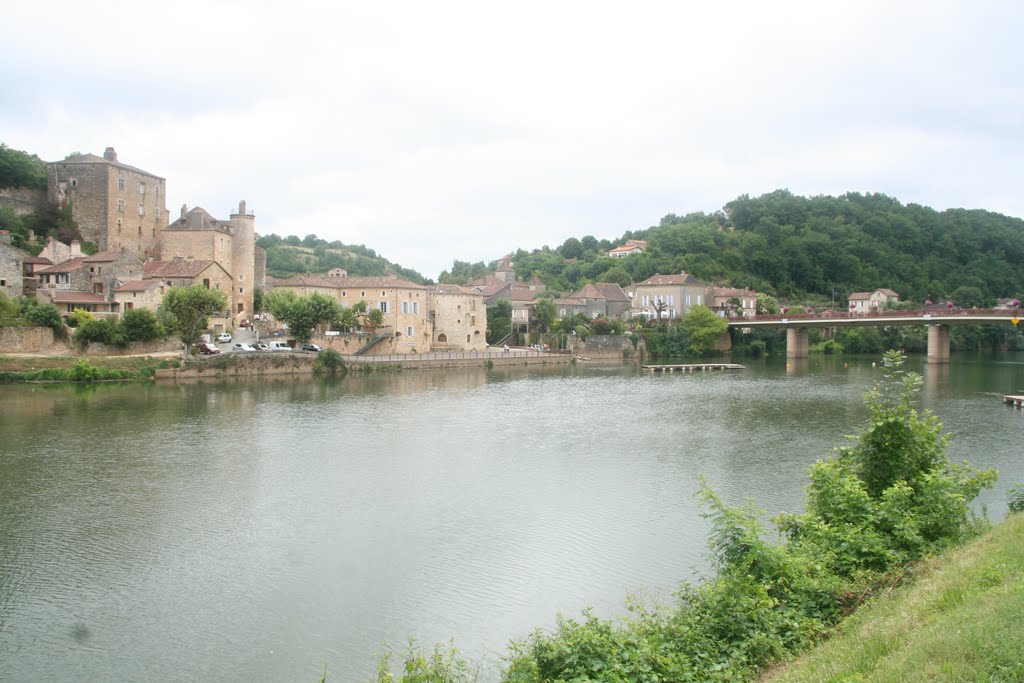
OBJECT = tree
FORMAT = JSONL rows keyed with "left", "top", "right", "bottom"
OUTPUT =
{"left": 264, "top": 290, "right": 340, "bottom": 345}
{"left": 680, "top": 305, "right": 729, "bottom": 356}
{"left": 486, "top": 300, "right": 511, "bottom": 344}
{"left": 755, "top": 293, "right": 780, "bottom": 315}
{"left": 119, "top": 308, "right": 163, "bottom": 342}
{"left": 534, "top": 298, "right": 557, "bottom": 333}
{"left": 159, "top": 285, "right": 228, "bottom": 356}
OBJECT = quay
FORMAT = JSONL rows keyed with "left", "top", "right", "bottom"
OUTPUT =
{"left": 642, "top": 363, "right": 745, "bottom": 372}
{"left": 1003, "top": 395, "right": 1024, "bottom": 408}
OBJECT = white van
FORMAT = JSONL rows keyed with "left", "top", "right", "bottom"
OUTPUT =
{"left": 268, "top": 341, "right": 291, "bottom": 351}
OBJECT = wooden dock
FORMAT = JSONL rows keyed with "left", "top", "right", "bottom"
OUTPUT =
{"left": 1003, "top": 395, "right": 1024, "bottom": 408}
{"left": 642, "top": 363, "right": 746, "bottom": 373}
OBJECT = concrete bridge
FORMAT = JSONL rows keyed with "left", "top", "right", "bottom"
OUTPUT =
{"left": 727, "top": 309, "right": 1023, "bottom": 363}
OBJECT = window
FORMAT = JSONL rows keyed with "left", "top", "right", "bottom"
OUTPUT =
{"left": 117, "top": 199, "right": 126, "bottom": 212}
{"left": 378, "top": 301, "right": 388, "bottom": 313}
{"left": 138, "top": 182, "right": 146, "bottom": 195}
{"left": 405, "top": 326, "right": 414, "bottom": 337}
{"left": 138, "top": 204, "right": 145, "bottom": 216}
{"left": 117, "top": 219, "right": 122, "bottom": 232}
{"left": 118, "top": 178, "right": 126, "bottom": 191}
{"left": 341, "top": 291, "right": 347, "bottom": 297}
{"left": 239, "top": 287, "right": 244, "bottom": 294}
{"left": 697, "top": 294, "right": 702, "bottom": 305}
{"left": 203, "top": 278, "right": 210, "bottom": 289}
{"left": 642, "top": 295, "right": 649, "bottom": 306}
{"left": 380, "top": 291, "right": 386, "bottom": 297}
{"left": 667, "top": 295, "right": 674, "bottom": 305}
{"left": 0, "top": 279, "right": 5, "bottom": 287}
{"left": 401, "top": 301, "right": 420, "bottom": 314}
{"left": 237, "top": 303, "right": 244, "bottom": 313}
{"left": 70, "top": 179, "right": 78, "bottom": 187}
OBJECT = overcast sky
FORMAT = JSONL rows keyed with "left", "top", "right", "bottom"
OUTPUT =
{"left": 3, "top": 1, "right": 1021, "bottom": 279}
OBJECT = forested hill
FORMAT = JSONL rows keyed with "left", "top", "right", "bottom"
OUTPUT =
{"left": 441, "top": 191, "right": 1024, "bottom": 306}
{"left": 256, "top": 234, "right": 427, "bottom": 283}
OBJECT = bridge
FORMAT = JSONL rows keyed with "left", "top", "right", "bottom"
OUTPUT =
{"left": 727, "top": 308, "right": 1023, "bottom": 363}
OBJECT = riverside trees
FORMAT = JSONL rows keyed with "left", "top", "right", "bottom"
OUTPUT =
{"left": 158, "top": 285, "right": 227, "bottom": 357}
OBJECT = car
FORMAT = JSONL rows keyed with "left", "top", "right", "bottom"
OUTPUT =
{"left": 268, "top": 341, "right": 291, "bottom": 351}
{"left": 217, "top": 333, "right": 232, "bottom": 343}
{"left": 252, "top": 343, "right": 270, "bottom": 351}
{"left": 239, "top": 320, "right": 251, "bottom": 328}
{"left": 301, "top": 343, "right": 322, "bottom": 352}
{"left": 197, "top": 342, "right": 221, "bottom": 355}
{"left": 233, "top": 343, "right": 256, "bottom": 352}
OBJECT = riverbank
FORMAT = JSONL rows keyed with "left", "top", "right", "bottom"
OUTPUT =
{"left": 764, "top": 511, "right": 1024, "bottom": 682}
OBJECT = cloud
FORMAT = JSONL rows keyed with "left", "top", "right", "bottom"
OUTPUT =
{"left": 2, "top": 0, "right": 1022, "bottom": 278}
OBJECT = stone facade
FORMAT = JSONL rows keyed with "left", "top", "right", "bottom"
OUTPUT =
{"left": 47, "top": 148, "right": 167, "bottom": 257}
{"left": 0, "top": 232, "right": 30, "bottom": 298}
{"left": 628, "top": 272, "right": 708, "bottom": 319}
{"left": 114, "top": 280, "right": 167, "bottom": 312}
{"left": 160, "top": 201, "right": 255, "bottom": 322}
{"left": 429, "top": 285, "right": 487, "bottom": 351}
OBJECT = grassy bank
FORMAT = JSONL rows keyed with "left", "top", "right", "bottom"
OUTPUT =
{"left": 764, "top": 511, "right": 1024, "bottom": 683}
{"left": 0, "top": 354, "right": 179, "bottom": 382}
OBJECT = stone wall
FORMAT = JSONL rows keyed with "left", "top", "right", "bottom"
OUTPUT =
{"left": 575, "top": 334, "right": 635, "bottom": 358}
{"left": 79, "top": 339, "right": 182, "bottom": 356}
{"left": 0, "top": 326, "right": 62, "bottom": 353}
{"left": 0, "top": 187, "right": 47, "bottom": 215}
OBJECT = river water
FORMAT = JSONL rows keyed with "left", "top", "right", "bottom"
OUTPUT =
{"left": 1, "top": 354, "right": 1022, "bottom": 681}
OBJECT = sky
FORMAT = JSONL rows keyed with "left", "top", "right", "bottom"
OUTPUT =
{"left": 3, "top": 1, "right": 1022, "bottom": 280}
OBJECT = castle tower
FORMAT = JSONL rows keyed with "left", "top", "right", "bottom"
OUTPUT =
{"left": 229, "top": 200, "right": 255, "bottom": 320}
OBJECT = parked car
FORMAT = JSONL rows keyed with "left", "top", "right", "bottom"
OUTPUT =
{"left": 233, "top": 343, "right": 256, "bottom": 352}
{"left": 217, "top": 333, "right": 232, "bottom": 343}
{"left": 239, "top": 320, "right": 251, "bottom": 328}
{"left": 268, "top": 341, "right": 291, "bottom": 351}
{"left": 252, "top": 343, "right": 270, "bottom": 351}
{"left": 197, "top": 342, "right": 221, "bottom": 355}
{"left": 301, "top": 343, "right": 322, "bottom": 352}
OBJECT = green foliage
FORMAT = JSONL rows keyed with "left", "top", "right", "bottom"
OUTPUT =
{"left": 67, "top": 308, "right": 95, "bottom": 328}
{"left": 23, "top": 301, "right": 67, "bottom": 339}
{"left": 838, "top": 326, "right": 886, "bottom": 354}
{"left": 486, "top": 300, "right": 511, "bottom": 344}
{"left": 256, "top": 233, "right": 426, "bottom": 283}
{"left": 314, "top": 348, "right": 345, "bottom": 374}
{"left": 74, "top": 318, "right": 126, "bottom": 349}
{"left": 1009, "top": 486, "right": 1024, "bottom": 514}
{"left": 778, "top": 351, "right": 996, "bottom": 579}
{"left": 679, "top": 305, "right": 729, "bottom": 356}
{"left": 158, "top": 285, "right": 228, "bottom": 354}
{"left": 264, "top": 290, "right": 341, "bottom": 344}
{"left": 0, "top": 143, "right": 47, "bottom": 189}
{"left": 0, "top": 360, "right": 145, "bottom": 383}
{"left": 533, "top": 298, "right": 557, "bottom": 333}
{"left": 374, "top": 641, "right": 479, "bottom": 683}
{"left": 118, "top": 308, "right": 163, "bottom": 342}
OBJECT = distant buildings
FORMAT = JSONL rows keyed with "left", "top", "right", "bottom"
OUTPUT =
{"left": 848, "top": 288, "right": 900, "bottom": 312}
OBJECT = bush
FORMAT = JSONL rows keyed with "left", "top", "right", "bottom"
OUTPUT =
{"left": 119, "top": 308, "right": 164, "bottom": 342}
{"left": 74, "top": 318, "right": 126, "bottom": 349}
{"left": 314, "top": 348, "right": 345, "bottom": 373}
{"left": 24, "top": 301, "right": 67, "bottom": 339}
{"left": 1010, "top": 485, "right": 1024, "bottom": 514}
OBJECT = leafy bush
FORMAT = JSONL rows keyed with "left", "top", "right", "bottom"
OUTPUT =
{"left": 119, "top": 308, "right": 163, "bottom": 342}
{"left": 314, "top": 348, "right": 345, "bottom": 373}
{"left": 74, "top": 318, "right": 126, "bottom": 349}
{"left": 374, "top": 641, "right": 478, "bottom": 683}
{"left": 1009, "top": 486, "right": 1024, "bottom": 514}
{"left": 23, "top": 301, "right": 67, "bottom": 339}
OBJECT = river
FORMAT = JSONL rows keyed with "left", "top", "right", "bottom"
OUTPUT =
{"left": 1, "top": 354, "right": 1022, "bottom": 681}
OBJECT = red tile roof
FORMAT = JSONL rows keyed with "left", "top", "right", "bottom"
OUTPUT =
{"left": 35, "top": 257, "right": 89, "bottom": 274}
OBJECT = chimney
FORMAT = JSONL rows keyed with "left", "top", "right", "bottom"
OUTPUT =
{"left": 71, "top": 240, "right": 83, "bottom": 257}
{"left": 238, "top": 200, "right": 247, "bottom": 215}
{"left": 103, "top": 147, "right": 118, "bottom": 162}
{"left": 180, "top": 204, "right": 188, "bottom": 218}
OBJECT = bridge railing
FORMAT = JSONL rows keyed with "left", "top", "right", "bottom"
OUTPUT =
{"left": 743, "top": 307, "right": 1022, "bottom": 323}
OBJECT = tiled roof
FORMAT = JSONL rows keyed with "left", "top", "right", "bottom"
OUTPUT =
{"left": 55, "top": 152, "right": 165, "bottom": 180}
{"left": 848, "top": 292, "right": 873, "bottom": 300}
{"left": 83, "top": 251, "right": 126, "bottom": 262}
{"left": 634, "top": 273, "right": 704, "bottom": 286}
{"left": 591, "top": 282, "right": 630, "bottom": 301}
{"left": 35, "top": 257, "right": 89, "bottom": 274}
{"left": 274, "top": 274, "right": 428, "bottom": 290}
{"left": 115, "top": 280, "right": 163, "bottom": 292}
{"left": 877, "top": 288, "right": 899, "bottom": 297}
{"left": 50, "top": 291, "right": 108, "bottom": 304}
{"left": 163, "top": 206, "right": 231, "bottom": 233}
{"left": 145, "top": 259, "right": 220, "bottom": 279}
{"left": 23, "top": 256, "right": 53, "bottom": 264}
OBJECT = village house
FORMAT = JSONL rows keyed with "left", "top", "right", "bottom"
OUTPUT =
{"left": 114, "top": 280, "right": 167, "bottom": 312}
{"left": 628, "top": 272, "right": 708, "bottom": 319}
{"left": 707, "top": 286, "right": 760, "bottom": 318}
{"left": 606, "top": 239, "right": 647, "bottom": 258}
{"left": 848, "top": 288, "right": 900, "bottom": 313}
{"left": 554, "top": 282, "right": 632, "bottom": 320}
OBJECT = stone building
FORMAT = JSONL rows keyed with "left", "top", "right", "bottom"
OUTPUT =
{"left": 114, "top": 280, "right": 167, "bottom": 312}
{"left": 429, "top": 285, "right": 487, "bottom": 351}
{"left": 160, "top": 202, "right": 256, "bottom": 322}
{"left": 554, "top": 282, "right": 632, "bottom": 320}
{"left": 628, "top": 272, "right": 709, "bottom": 319}
{"left": 47, "top": 147, "right": 167, "bottom": 257}
{"left": 0, "top": 231, "right": 31, "bottom": 298}
{"left": 272, "top": 274, "right": 433, "bottom": 353}
{"left": 707, "top": 286, "right": 759, "bottom": 318}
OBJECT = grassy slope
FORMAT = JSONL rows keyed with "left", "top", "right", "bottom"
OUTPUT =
{"left": 0, "top": 354, "right": 172, "bottom": 373}
{"left": 764, "top": 513, "right": 1024, "bottom": 682}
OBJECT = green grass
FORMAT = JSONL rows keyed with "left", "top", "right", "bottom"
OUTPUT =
{"left": 763, "top": 513, "right": 1024, "bottom": 683}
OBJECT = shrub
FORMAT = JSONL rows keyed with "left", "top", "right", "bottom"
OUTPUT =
{"left": 74, "top": 318, "right": 127, "bottom": 349}
{"left": 1010, "top": 485, "right": 1024, "bottom": 513}
{"left": 314, "top": 348, "right": 345, "bottom": 373}
{"left": 119, "top": 308, "right": 163, "bottom": 342}
{"left": 24, "top": 301, "right": 67, "bottom": 339}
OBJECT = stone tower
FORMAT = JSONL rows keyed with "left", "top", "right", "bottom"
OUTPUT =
{"left": 229, "top": 200, "right": 255, "bottom": 319}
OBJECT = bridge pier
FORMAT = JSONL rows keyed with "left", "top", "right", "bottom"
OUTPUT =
{"left": 786, "top": 327, "right": 809, "bottom": 359}
{"left": 927, "top": 324, "right": 950, "bottom": 364}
